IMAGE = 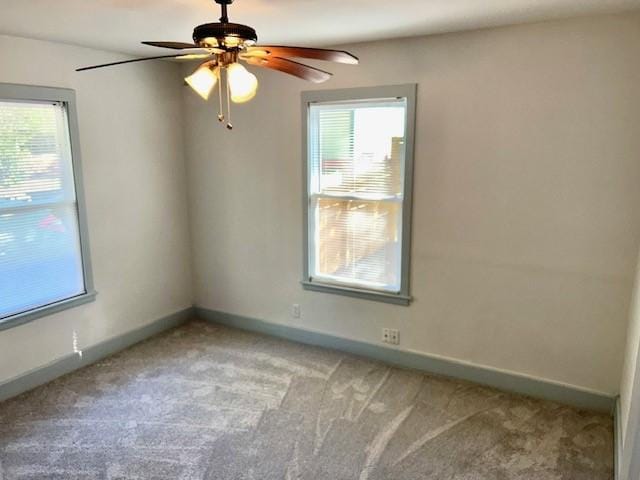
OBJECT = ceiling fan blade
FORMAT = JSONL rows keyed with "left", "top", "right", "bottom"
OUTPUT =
{"left": 175, "top": 53, "right": 214, "bottom": 61}
{"left": 76, "top": 54, "right": 202, "bottom": 72}
{"left": 246, "top": 46, "right": 358, "bottom": 65}
{"left": 242, "top": 56, "right": 332, "bottom": 83}
{"left": 142, "top": 41, "right": 200, "bottom": 50}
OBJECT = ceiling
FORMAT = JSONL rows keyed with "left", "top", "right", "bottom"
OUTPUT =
{"left": 1, "top": 0, "right": 639, "bottom": 56}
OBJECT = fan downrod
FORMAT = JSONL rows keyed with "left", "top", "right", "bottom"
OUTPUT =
{"left": 193, "top": 0, "right": 256, "bottom": 48}
{"left": 214, "top": 0, "right": 233, "bottom": 23}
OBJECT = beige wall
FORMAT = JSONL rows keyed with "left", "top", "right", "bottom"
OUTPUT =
{"left": 183, "top": 13, "right": 640, "bottom": 395}
{"left": 0, "top": 35, "right": 193, "bottom": 383}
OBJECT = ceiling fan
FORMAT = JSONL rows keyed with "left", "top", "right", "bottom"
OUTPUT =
{"left": 77, "top": 0, "right": 359, "bottom": 129}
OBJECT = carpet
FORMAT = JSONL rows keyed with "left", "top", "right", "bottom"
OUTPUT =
{"left": 0, "top": 320, "right": 613, "bottom": 479}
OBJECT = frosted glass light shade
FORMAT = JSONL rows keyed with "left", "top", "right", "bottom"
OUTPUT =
{"left": 185, "top": 66, "right": 219, "bottom": 100}
{"left": 227, "top": 63, "right": 258, "bottom": 103}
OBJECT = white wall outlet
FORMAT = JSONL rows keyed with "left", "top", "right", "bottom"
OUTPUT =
{"left": 382, "top": 328, "right": 400, "bottom": 345}
{"left": 292, "top": 304, "right": 301, "bottom": 319}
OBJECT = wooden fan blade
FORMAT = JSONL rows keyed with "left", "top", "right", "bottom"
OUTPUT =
{"left": 246, "top": 46, "right": 358, "bottom": 64}
{"left": 142, "top": 41, "right": 200, "bottom": 50}
{"left": 243, "top": 56, "right": 332, "bottom": 83}
{"left": 76, "top": 54, "right": 200, "bottom": 72}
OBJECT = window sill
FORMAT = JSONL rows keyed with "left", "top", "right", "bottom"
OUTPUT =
{"left": 301, "top": 281, "right": 411, "bottom": 306}
{"left": 0, "top": 291, "right": 98, "bottom": 332}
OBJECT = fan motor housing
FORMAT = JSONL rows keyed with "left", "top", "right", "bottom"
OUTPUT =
{"left": 193, "top": 22, "right": 258, "bottom": 49}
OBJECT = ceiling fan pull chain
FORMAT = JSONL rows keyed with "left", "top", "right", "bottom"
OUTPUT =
{"left": 226, "top": 69, "right": 233, "bottom": 130}
{"left": 217, "top": 70, "right": 225, "bottom": 123}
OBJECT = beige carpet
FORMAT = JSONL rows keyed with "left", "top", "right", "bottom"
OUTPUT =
{"left": 0, "top": 320, "right": 613, "bottom": 479}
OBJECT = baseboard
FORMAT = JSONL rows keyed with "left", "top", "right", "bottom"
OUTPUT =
{"left": 195, "top": 307, "right": 615, "bottom": 413}
{"left": 0, "top": 304, "right": 616, "bottom": 413}
{"left": 0, "top": 307, "right": 194, "bottom": 403}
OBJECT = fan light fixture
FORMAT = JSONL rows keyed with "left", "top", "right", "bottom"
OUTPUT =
{"left": 185, "top": 64, "right": 219, "bottom": 100}
{"left": 226, "top": 63, "right": 258, "bottom": 103}
{"left": 76, "top": 0, "right": 359, "bottom": 130}
{"left": 183, "top": 60, "right": 258, "bottom": 128}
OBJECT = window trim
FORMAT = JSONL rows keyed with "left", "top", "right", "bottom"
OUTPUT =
{"left": 301, "top": 84, "right": 417, "bottom": 306}
{"left": 0, "top": 83, "right": 96, "bottom": 331}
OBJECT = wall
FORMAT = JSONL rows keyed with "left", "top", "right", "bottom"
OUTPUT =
{"left": 620, "top": 252, "right": 640, "bottom": 477}
{"left": 184, "top": 13, "right": 640, "bottom": 395}
{"left": 621, "top": 253, "right": 640, "bottom": 438}
{"left": 0, "top": 35, "right": 193, "bottom": 383}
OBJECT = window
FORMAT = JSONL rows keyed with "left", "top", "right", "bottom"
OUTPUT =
{"left": 302, "top": 85, "right": 416, "bottom": 305}
{"left": 0, "top": 84, "right": 95, "bottom": 330}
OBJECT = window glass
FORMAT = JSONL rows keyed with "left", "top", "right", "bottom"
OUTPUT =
{"left": 0, "top": 100, "right": 86, "bottom": 319}
{"left": 307, "top": 99, "right": 408, "bottom": 293}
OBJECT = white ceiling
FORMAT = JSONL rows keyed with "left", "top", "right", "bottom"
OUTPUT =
{"left": 1, "top": 0, "right": 639, "bottom": 56}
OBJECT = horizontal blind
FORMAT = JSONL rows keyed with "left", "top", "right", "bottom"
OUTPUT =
{"left": 308, "top": 99, "right": 407, "bottom": 292}
{"left": 0, "top": 100, "right": 85, "bottom": 319}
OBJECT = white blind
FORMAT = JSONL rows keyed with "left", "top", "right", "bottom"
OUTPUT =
{"left": 308, "top": 99, "right": 407, "bottom": 292}
{"left": 0, "top": 100, "right": 86, "bottom": 319}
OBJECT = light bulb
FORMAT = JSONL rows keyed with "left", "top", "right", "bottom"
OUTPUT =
{"left": 185, "top": 65, "right": 219, "bottom": 100}
{"left": 223, "top": 36, "right": 241, "bottom": 47}
{"left": 227, "top": 63, "right": 258, "bottom": 104}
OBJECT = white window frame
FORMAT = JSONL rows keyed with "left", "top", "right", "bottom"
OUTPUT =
{"left": 301, "top": 85, "right": 416, "bottom": 305}
{"left": 0, "top": 83, "right": 96, "bottom": 331}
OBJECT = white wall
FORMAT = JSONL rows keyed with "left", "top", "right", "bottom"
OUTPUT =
{"left": 621, "top": 253, "right": 640, "bottom": 438}
{"left": 0, "top": 35, "right": 193, "bottom": 383}
{"left": 620, "top": 253, "right": 640, "bottom": 478}
{"left": 184, "top": 13, "right": 640, "bottom": 395}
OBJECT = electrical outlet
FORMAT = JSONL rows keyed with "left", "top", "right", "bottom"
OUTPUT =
{"left": 382, "top": 328, "right": 400, "bottom": 345}
{"left": 292, "top": 304, "right": 301, "bottom": 319}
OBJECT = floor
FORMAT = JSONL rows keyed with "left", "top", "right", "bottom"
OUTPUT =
{"left": 0, "top": 320, "right": 613, "bottom": 479}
